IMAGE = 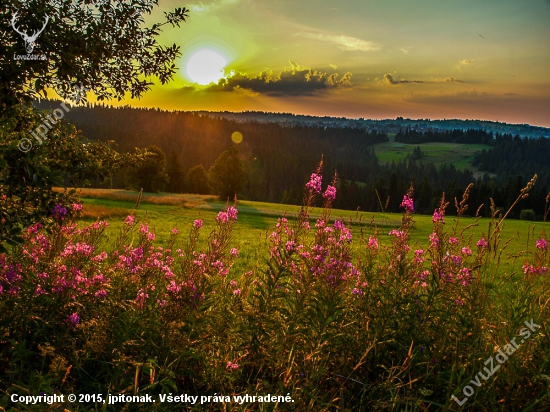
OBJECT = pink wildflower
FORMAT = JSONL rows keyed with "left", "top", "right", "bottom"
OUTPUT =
{"left": 333, "top": 220, "right": 345, "bottom": 231}
{"left": 227, "top": 206, "right": 238, "bottom": 220}
{"left": 429, "top": 232, "right": 440, "bottom": 248}
{"left": 26, "top": 223, "right": 43, "bottom": 234}
{"left": 193, "top": 219, "right": 203, "bottom": 229}
{"left": 95, "top": 289, "right": 107, "bottom": 299}
{"left": 323, "top": 185, "right": 337, "bottom": 201}
{"left": 414, "top": 249, "right": 425, "bottom": 263}
{"left": 536, "top": 238, "right": 548, "bottom": 251}
{"left": 432, "top": 209, "right": 444, "bottom": 224}
{"left": 418, "top": 270, "right": 430, "bottom": 280}
{"left": 461, "top": 247, "right": 472, "bottom": 256}
{"left": 389, "top": 229, "right": 406, "bottom": 238}
{"left": 124, "top": 215, "right": 135, "bottom": 225}
{"left": 476, "top": 238, "right": 488, "bottom": 249}
{"left": 306, "top": 173, "right": 322, "bottom": 194}
{"left": 216, "top": 211, "right": 228, "bottom": 223}
{"left": 227, "top": 361, "right": 239, "bottom": 370}
{"left": 52, "top": 204, "right": 68, "bottom": 220}
{"left": 367, "top": 236, "right": 379, "bottom": 251}
{"left": 65, "top": 313, "right": 80, "bottom": 329}
{"left": 285, "top": 241, "right": 296, "bottom": 252}
{"left": 400, "top": 195, "right": 414, "bottom": 213}
{"left": 457, "top": 267, "right": 472, "bottom": 286}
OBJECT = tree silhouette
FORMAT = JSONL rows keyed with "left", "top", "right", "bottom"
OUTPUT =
{"left": 0, "top": 1, "right": 187, "bottom": 248}
{"left": 208, "top": 147, "right": 247, "bottom": 200}
{"left": 185, "top": 165, "right": 210, "bottom": 195}
{"left": 166, "top": 151, "right": 185, "bottom": 193}
{"left": 129, "top": 145, "right": 169, "bottom": 193}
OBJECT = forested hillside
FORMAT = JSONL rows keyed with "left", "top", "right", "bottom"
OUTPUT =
{"left": 35, "top": 101, "right": 550, "bottom": 218}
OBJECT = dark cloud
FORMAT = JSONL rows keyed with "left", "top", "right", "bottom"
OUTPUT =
{"left": 383, "top": 73, "right": 424, "bottom": 85}
{"left": 206, "top": 61, "right": 353, "bottom": 96}
{"left": 383, "top": 73, "right": 465, "bottom": 85}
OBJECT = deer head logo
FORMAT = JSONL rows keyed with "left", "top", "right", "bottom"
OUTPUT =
{"left": 11, "top": 12, "right": 49, "bottom": 54}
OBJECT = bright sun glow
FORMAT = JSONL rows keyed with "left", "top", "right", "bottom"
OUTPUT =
{"left": 185, "top": 49, "right": 227, "bottom": 85}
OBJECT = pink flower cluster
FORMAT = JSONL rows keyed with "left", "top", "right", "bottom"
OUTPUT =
{"left": 227, "top": 361, "right": 239, "bottom": 370}
{"left": 305, "top": 173, "right": 322, "bottom": 194}
{"left": 432, "top": 209, "right": 445, "bottom": 224}
{"left": 65, "top": 312, "right": 80, "bottom": 329}
{"left": 216, "top": 206, "right": 238, "bottom": 224}
{"left": 536, "top": 238, "right": 548, "bottom": 251}
{"left": 268, "top": 204, "right": 360, "bottom": 295}
{"left": 476, "top": 238, "right": 488, "bottom": 249}
{"left": 367, "top": 236, "right": 379, "bottom": 251}
{"left": 1, "top": 204, "right": 241, "bottom": 324}
{"left": 400, "top": 195, "right": 414, "bottom": 213}
{"left": 323, "top": 185, "right": 337, "bottom": 201}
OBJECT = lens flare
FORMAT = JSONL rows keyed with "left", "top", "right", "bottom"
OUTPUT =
{"left": 231, "top": 131, "right": 243, "bottom": 143}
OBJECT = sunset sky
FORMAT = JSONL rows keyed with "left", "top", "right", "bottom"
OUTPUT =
{"left": 119, "top": 0, "right": 550, "bottom": 126}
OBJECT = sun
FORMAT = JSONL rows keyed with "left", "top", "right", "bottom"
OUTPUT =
{"left": 185, "top": 49, "right": 227, "bottom": 85}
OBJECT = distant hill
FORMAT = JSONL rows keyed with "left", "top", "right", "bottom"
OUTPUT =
{"left": 194, "top": 111, "right": 550, "bottom": 139}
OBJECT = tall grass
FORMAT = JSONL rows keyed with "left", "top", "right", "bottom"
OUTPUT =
{"left": 1, "top": 166, "right": 549, "bottom": 411}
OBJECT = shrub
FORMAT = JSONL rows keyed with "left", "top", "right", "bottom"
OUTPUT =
{"left": 520, "top": 208, "right": 536, "bottom": 221}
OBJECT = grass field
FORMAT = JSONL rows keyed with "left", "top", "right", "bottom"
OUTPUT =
{"left": 74, "top": 188, "right": 547, "bottom": 276}
{"left": 373, "top": 141, "right": 491, "bottom": 170}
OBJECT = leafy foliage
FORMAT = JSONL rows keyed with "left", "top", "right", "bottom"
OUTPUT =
{"left": 0, "top": 105, "right": 138, "bottom": 250}
{"left": 1, "top": 0, "right": 188, "bottom": 107}
{"left": 208, "top": 147, "right": 247, "bottom": 201}
{"left": 185, "top": 164, "right": 210, "bottom": 195}
{"left": 0, "top": 1, "right": 187, "bottom": 249}
{"left": 128, "top": 145, "right": 169, "bottom": 193}
{"left": 166, "top": 151, "right": 185, "bottom": 193}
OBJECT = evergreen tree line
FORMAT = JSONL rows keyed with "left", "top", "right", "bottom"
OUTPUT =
{"left": 472, "top": 137, "right": 550, "bottom": 187}
{"left": 35, "top": 102, "right": 550, "bottom": 219}
{"left": 395, "top": 128, "right": 494, "bottom": 144}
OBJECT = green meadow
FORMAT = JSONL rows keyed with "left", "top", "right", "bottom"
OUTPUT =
{"left": 77, "top": 189, "right": 546, "bottom": 275}
{"left": 373, "top": 141, "right": 491, "bottom": 170}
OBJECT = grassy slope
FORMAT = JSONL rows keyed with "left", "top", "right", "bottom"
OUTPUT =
{"left": 373, "top": 141, "right": 491, "bottom": 170}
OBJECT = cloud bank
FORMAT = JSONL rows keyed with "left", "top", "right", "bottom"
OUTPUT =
{"left": 381, "top": 73, "right": 465, "bottom": 85}
{"left": 206, "top": 61, "right": 353, "bottom": 96}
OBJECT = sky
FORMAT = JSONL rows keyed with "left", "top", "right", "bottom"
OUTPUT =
{"left": 118, "top": 0, "right": 550, "bottom": 126}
